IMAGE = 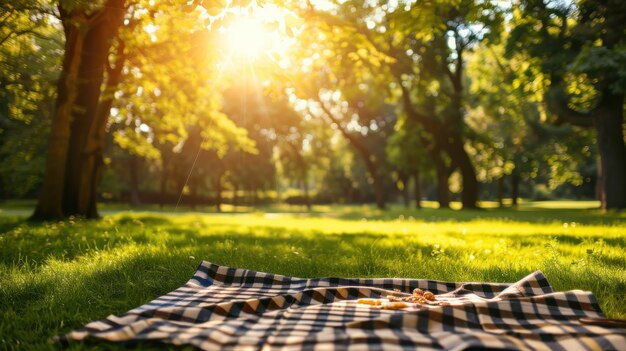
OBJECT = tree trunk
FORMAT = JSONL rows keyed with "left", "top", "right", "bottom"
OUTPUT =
{"left": 82, "top": 42, "right": 127, "bottom": 217}
{"left": 443, "top": 38, "right": 479, "bottom": 210}
{"left": 346, "top": 144, "right": 385, "bottom": 209}
{"left": 62, "top": 0, "right": 126, "bottom": 218}
{"left": 397, "top": 81, "right": 474, "bottom": 209}
{"left": 215, "top": 175, "right": 222, "bottom": 212}
{"left": 595, "top": 156, "right": 603, "bottom": 203}
{"left": 317, "top": 101, "right": 385, "bottom": 209}
{"left": 435, "top": 160, "right": 451, "bottom": 209}
{"left": 398, "top": 172, "right": 410, "bottom": 208}
{"left": 233, "top": 182, "right": 239, "bottom": 207}
{"left": 497, "top": 176, "right": 505, "bottom": 207}
{"left": 511, "top": 169, "right": 520, "bottom": 208}
{"left": 412, "top": 170, "right": 422, "bottom": 209}
{"left": 233, "top": 183, "right": 239, "bottom": 207}
{"left": 594, "top": 93, "right": 626, "bottom": 209}
{"left": 32, "top": 10, "right": 85, "bottom": 220}
{"left": 446, "top": 134, "right": 479, "bottom": 209}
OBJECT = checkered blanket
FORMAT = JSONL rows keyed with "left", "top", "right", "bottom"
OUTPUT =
{"left": 61, "top": 261, "right": 626, "bottom": 350}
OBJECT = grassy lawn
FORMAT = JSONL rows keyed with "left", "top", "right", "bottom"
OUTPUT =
{"left": 0, "top": 202, "right": 625, "bottom": 350}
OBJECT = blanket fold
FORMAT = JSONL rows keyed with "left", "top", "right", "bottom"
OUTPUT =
{"left": 60, "top": 261, "right": 626, "bottom": 350}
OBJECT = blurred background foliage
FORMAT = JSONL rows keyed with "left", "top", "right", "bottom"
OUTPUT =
{"left": 0, "top": 0, "right": 623, "bottom": 214}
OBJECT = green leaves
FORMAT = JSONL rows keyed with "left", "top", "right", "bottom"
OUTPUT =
{"left": 571, "top": 45, "right": 626, "bottom": 94}
{"left": 0, "top": 0, "right": 62, "bottom": 198}
{"left": 200, "top": 0, "right": 228, "bottom": 16}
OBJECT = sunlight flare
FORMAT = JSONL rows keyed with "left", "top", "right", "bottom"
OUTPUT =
{"left": 214, "top": 5, "right": 298, "bottom": 74}
{"left": 224, "top": 18, "right": 269, "bottom": 60}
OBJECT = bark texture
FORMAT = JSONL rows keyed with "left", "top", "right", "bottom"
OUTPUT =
{"left": 593, "top": 92, "right": 626, "bottom": 209}
{"left": 63, "top": 0, "right": 126, "bottom": 218}
{"left": 33, "top": 1, "right": 127, "bottom": 220}
{"left": 32, "top": 7, "right": 86, "bottom": 220}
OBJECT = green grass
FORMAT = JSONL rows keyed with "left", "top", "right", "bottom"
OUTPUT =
{"left": 0, "top": 202, "right": 625, "bottom": 350}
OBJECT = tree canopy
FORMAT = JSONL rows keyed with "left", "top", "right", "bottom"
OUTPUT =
{"left": 0, "top": 0, "right": 622, "bottom": 216}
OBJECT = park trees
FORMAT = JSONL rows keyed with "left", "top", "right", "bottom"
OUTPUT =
{"left": 508, "top": 0, "right": 626, "bottom": 209}
{"left": 0, "top": 1, "right": 62, "bottom": 199}
{"left": 467, "top": 37, "right": 596, "bottom": 206}
{"left": 301, "top": 0, "right": 503, "bottom": 209}
{"left": 386, "top": 116, "right": 429, "bottom": 208}
{"left": 30, "top": 0, "right": 256, "bottom": 219}
{"left": 288, "top": 12, "right": 396, "bottom": 209}
{"left": 33, "top": 0, "right": 127, "bottom": 219}
{"left": 389, "top": 0, "right": 502, "bottom": 209}
{"left": 1, "top": 0, "right": 619, "bottom": 212}
{"left": 109, "top": 6, "right": 256, "bottom": 210}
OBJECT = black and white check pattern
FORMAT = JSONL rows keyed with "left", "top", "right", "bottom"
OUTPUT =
{"left": 61, "top": 261, "right": 626, "bottom": 350}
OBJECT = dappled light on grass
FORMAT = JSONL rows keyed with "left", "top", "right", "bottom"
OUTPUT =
{"left": 0, "top": 207, "right": 625, "bottom": 348}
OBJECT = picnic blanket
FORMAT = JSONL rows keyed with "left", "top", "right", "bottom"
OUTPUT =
{"left": 61, "top": 261, "right": 626, "bottom": 350}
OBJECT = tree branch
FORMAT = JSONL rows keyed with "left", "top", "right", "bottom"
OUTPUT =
{"left": 545, "top": 74, "right": 593, "bottom": 127}
{"left": 545, "top": 93, "right": 594, "bottom": 127}
{"left": 395, "top": 77, "right": 439, "bottom": 132}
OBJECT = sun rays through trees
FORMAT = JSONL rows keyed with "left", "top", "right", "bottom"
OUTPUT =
{"left": 0, "top": 0, "right": 623, "bottom": 218}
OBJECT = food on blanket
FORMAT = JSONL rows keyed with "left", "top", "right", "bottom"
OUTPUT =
{"left": 382, "top": 302, "right": 408, "bottom": 310}
{"left": 357, "top": 298, "right": 382, "bottom": 306}
{"left": 357, "top": 288, "right": 443, "bottom": 308}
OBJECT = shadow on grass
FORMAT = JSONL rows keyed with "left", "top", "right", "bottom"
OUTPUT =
{"left": 0, "top": 218, "right": 157, "bottom": 269}
{"left": 116, "top": 215, "right": 173, "bottom": 226}
{"left": 2, "top": 212, "right": 625, "bottom": 274}
{"left": 2, "top": 212, "right": 625, "bottom": 350}
{"left": 0, "top": 217, "right": 25, "bottom": 235}
{"left": 335, "top": 206, "right": 626, "bottom": 225}
{"left": 1, "top": 251, "right": 198, "bottom": 350}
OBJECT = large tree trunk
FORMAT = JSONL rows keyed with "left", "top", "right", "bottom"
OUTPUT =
{"left": 545, "top": 72, "right": 625, "bottom": 209}
{"left": 446, "top": 134, "right": 479, "bottom": 209}
{"left": 594, "top": 93, "right": 626, "bottom": 209}
{"left": 62, "top": 0, "right": 126, "bottom": 218}
{"left": 443, "top": 36, "right": 479, "bottom": 210}
{"left": 80, "top": 42, "right": 126, "bottom": 216}
{"left": 32, "top": 10, "right": 85, "bottom": 220}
